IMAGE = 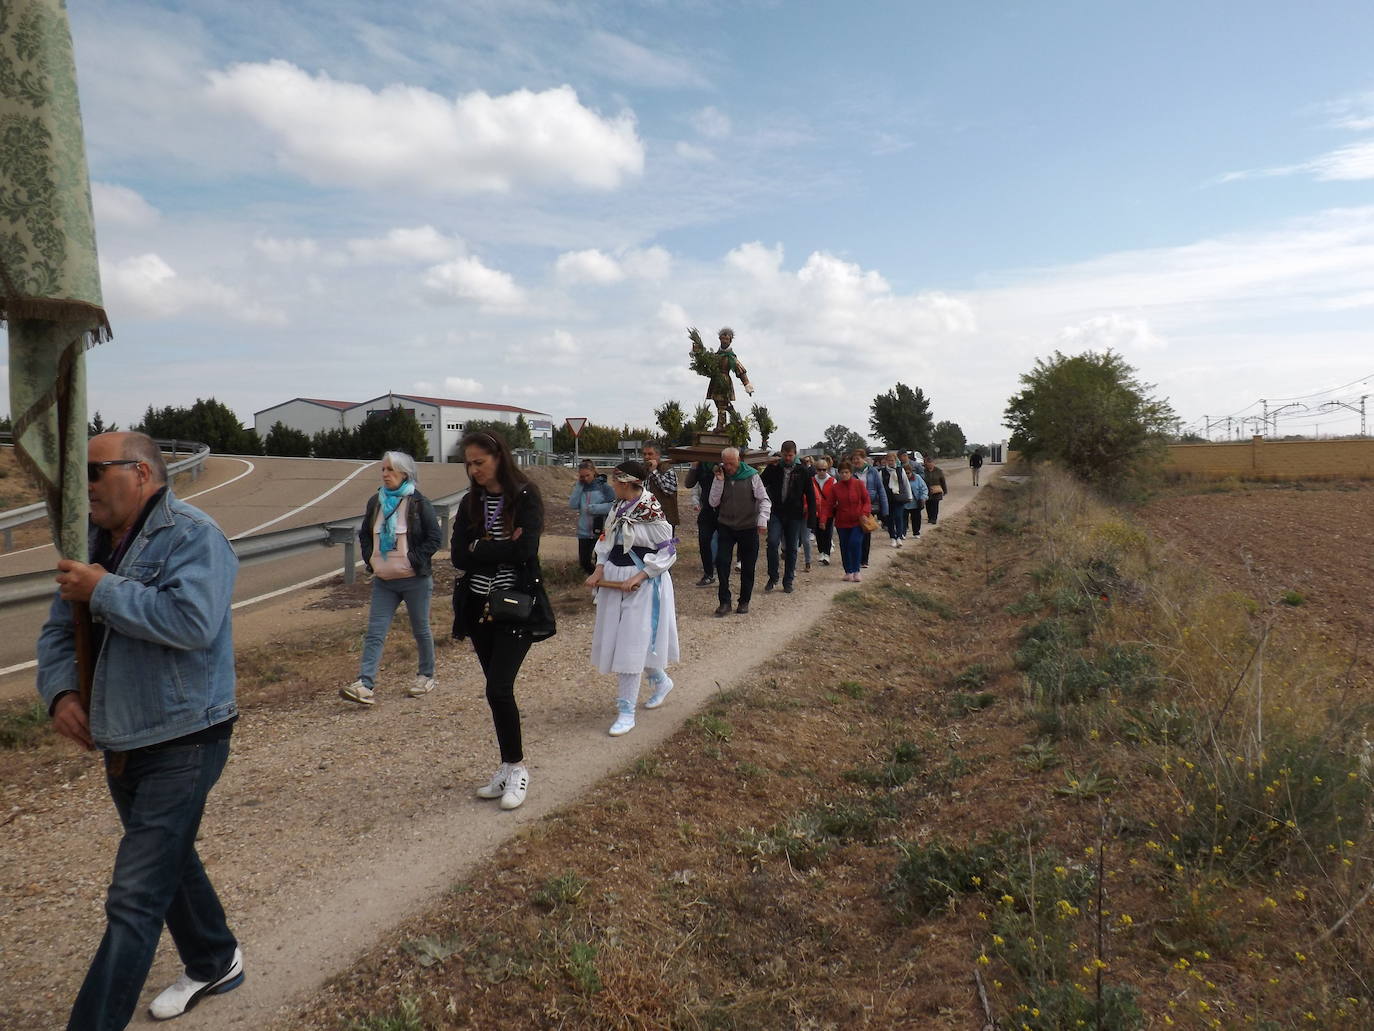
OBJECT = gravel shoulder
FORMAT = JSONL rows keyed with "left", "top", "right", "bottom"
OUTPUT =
{"left": 0, "top": 467, "right": 988, "bottom": 1030}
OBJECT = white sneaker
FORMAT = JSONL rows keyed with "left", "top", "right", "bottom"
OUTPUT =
{"left": 339, "top": 680, "right": 374, "bottom": 705}
{"left": 408, "top": 675, "right": 436, "bottom": 697}
{"left": 890, "top": 538, "right": 899, "bottom": 549}
{"left": 476, "top": 763, "right": 511, "bottom": 799}
{"left": 644, "top": 674, "right": 675, "bottom": 709}
{"left": 610, "top": 700, "right": 636, "bottom": 736}
{"left": 149, "top": 947, "right": 244, "bottom": 1020}
{"left": 819, "top": 555, "right": 830, "bottom": 566}
{"left": 500, "top": 766, "right": 529, "bottom": 809}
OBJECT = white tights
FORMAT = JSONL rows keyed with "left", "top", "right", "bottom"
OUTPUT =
{"left": 618, "top": 669, "right": 665, "bottom": 706}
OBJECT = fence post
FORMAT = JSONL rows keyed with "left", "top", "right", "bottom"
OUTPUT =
{"left": 2, "top": 528, "right": 10, "bottom": 551}
{"left": 342, "top": 539, "right": 356, "bottom": 584}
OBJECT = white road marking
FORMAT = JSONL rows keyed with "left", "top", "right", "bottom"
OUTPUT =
{"left": 183, "top": 458, "right": 256, "bottom": 501}
{"left": 0, "top": 562, "right": 366, "bottom": 678}
{"left": 230, "top": 461, "right": 375, "bottom": 540}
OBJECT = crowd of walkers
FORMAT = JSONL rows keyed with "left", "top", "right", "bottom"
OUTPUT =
{"left": 34, "top": 425, "right": 968, "bottom": 1028}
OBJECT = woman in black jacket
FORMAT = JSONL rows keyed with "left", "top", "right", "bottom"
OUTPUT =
{"left": 341, "top": 451, "right": 443, "bottom": 705}
{"left": 451, "top": 430, "right": 555, "bottom": 811}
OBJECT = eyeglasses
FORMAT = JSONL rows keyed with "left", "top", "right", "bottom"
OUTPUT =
{"left": 88, "top": 460, "right": 141, "bottom": 482}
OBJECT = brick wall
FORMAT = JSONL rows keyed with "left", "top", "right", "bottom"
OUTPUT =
{"left": 1165, "top": 437, "right": 1374, "bottom": 478}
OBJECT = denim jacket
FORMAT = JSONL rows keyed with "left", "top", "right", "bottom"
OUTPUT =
{"left": 568, "top": 476, "right": 614, "bottom": 539}
{"left": 36, "top": 490, "right": 238, "bottom": 751}
{"left": 905, "top": 470, "right": 929, "bottom": 509}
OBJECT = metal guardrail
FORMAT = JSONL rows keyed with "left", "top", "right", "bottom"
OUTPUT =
{"left": 0, "top": 437, "right": 211, "bottom": 549}
{"left": 0, "top": 488, "right": 469, "bottom": 611}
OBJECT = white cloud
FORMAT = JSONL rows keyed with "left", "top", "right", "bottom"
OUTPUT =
{"left": 585, "top": 31, "right": 709, "bottom": 89}
{"left": 1306, "top": 140, "right": 1374, "bottom": 181}
{"left": 622, "top": 246, "right": 671, "bottom": 281}
{"left": 422, "top": 256, "right": 524, "bottom": 306}
{"left": 1055, "top": 314, "right": 1167, "bottom": 352}
{"left": 206, "top": 60, "right": 644, "bottom": 194}
{"left": 554, "top": 249, "right": 625, "bottom": 285}
{"left": 1327, "top": 91, "right": 1374, "bottom": 131}
{"left": 347, "top": 225, "right": 460, "bottom": 263}
{"left": 91, "top": 183, "right": 160, "bottom": 227}
{"left": 254, "top": 236, "right": 319, "bottom": 262}
{"left": 442, "top": 376, "right": 484, "bottom": 396}
{"left": 691, "top": 105, "right": 731, "bottom": 139}
{"left": 674, "top": 141, "right": 716, "bottom": 163}
{"left": 101, "top": 253, "right": 286, "bottom": 325}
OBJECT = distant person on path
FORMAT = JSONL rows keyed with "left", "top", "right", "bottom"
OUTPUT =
{"left": 708, "top": 446, "right": 771, "bottom": 616}
{"left": 849, "top": 447, "right": 887, "bottom": 568}
{"left": 684, "top": 459, "right": 718, "bottom": 587}
{"left": 968, "top": 449, "right": 984, "bottom": 486}
{"left": 761, "top": 440, "right": 816, "bottom": 594}
{"left": 641, "top": 442, "right": 680, "bottom": 530}
{"left": 830, "top": 460, "right": 872, "bottom": 582}
{"left": 585, "top": 462, "right": 680, "bottom": 736}
{"left": 811, "top": 457, "right": 838, "bottom": 565}
{"left": 569, "top": 459, "right": 614, "bottom": 575}
{"left": 880, "top": 451, "right": 912, "bottom": 548}
{"left": 341, "top": 452, "right": 442, "bottom": 705}
{"left": 451, "top": 431, "right": 556, "bottom": 811}
{"left": 923, "top": 455, "right": 949, "bottom": 525}
{"left": 38, "top": 432, "right": 244, "bottom": 1027}
{"left": 902, "top": 454, "right": 929, "bottom": 539}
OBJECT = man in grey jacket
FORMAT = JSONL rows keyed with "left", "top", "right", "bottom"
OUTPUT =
{"left": 39, "top": 432, "right": 243, "bottom": 1028}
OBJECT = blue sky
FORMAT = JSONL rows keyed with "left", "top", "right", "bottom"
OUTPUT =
{"left": 34, "top": 0, "right": 1374, "bottom": 447}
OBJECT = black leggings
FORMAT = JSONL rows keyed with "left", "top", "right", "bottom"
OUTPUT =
{"left": 465, "top": 608, "right": 532, "bottom": 764}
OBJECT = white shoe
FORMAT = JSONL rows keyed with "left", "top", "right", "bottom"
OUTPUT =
{"left": 476, "top": 763, "right": 511, "bottom": 799}
{"left": 644, "top": 674, "right": 675, "bottom": 709}
{"left": 500, "top": 766, "right": 529, "bottom": 809}
{"left": 890, "top": 538, "right": 899, "bottom": 548}
{"left": 149, "top": 947, "right": 244, "bottom": 1020}
{"left": 819, "top": 555, "right": 830, "bottom": 565}
{"left": 610, "top": 700, "right": 636, "bottom": 736}
{"left": 339, "top": 680, "right": 374, "bottom": 705}
{"left": 407, "top": 675, "right": 435, "bottom": 697}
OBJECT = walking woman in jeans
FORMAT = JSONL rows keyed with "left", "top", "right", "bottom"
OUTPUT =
{"left": 831, "top": 461, "right": 872, "bottom": 582}
{"left": 451, "top": 431, "right": 556, "bottom": 810}
{"left": 341, "top": 451, "right": 442, "bottom": 705}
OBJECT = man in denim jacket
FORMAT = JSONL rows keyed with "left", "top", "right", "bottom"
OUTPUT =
{"left": 38, "top": 432, "right": 243, "bottom": 1028}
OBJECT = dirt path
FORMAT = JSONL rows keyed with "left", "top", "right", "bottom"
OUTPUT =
{"left": 0, "top": 467, "right": 992, "bottom": 1030}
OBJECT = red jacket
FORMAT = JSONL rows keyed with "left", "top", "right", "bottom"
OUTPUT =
{"left": 812, "top": 474, "right": 838, "bottom": 523}
{"left": 831, "top": 476, "right": 872, "bottom": 529}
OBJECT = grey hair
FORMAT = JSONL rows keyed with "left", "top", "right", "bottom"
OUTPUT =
{"left": 120, "top": 432, "right": 168, "bottom": 484}
{"left": 383, "top": 451, "right": 418, "bottom": 484}
{"left": 718, "top": 327, "right": 734, "bottom": 339}
{"left": 720, "top": 446, "right": 740, "bottom": 460}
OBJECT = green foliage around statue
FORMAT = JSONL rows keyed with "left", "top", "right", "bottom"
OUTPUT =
{"left": 136, "top": 398, "right": 264, "bottom": 455}
{"left": 869, "top": 383, "right": 934, "bottom": 453}
{"left": 1003, "top": 349, "right": 1176, "bottom": 489}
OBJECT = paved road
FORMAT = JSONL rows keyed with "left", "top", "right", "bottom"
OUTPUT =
{"left": 0, "top": 455, "right": 468, "bottom": 700}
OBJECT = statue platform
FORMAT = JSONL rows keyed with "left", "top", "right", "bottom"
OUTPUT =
{"left": 668, "top": 431, "right": 771, "bottom": 467}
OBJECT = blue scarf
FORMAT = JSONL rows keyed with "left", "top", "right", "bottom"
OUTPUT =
{"left": 377, "top": 480, "right": 416, "bottom": 557}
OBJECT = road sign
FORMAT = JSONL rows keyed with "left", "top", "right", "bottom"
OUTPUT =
{"left": 618, "top": 440, "right": 643, "bottom": 450}
{"left": 565, "top": 417, "right": 587, "bottom": 437}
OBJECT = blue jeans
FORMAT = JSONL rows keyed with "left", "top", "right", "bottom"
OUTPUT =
{"left": 885, "top": 505, "right": 906, "bottom": 540}
{"left": 838, "top": 526, "right": 865, "bottom": 574}
{"left": 69, "top": 739, "right": 237, "bottom": 1030}
{"left": 359, "top": 575, "right": 435, "bottom": 687}
{"left": 766, "top": 515, "right": 805, "bottom": 587}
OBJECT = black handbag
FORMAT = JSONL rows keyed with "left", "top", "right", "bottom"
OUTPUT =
{"left": 483, "top": 589, "right": 534, "bottom": 623}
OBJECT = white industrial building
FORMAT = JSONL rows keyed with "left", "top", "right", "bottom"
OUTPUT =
{"left": 254, "top": 393, "right": 552, "bottom": 463}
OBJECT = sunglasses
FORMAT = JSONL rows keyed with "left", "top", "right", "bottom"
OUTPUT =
{"left": 88, "top": 459, "right": 141, "bottom": 482}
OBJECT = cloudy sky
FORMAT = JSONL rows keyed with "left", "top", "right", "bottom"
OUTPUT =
{"left": 47, "top": 0, "right": 1374, "bottom": 447}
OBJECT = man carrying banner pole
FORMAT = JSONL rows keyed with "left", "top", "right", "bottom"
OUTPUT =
{"left": 3, "top": 2, "right": 245, "bottom": 1026}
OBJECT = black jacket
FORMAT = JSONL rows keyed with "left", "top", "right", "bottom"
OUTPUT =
{"left": 449, "top": 483, "right": 556, "bottom": 641}
{"left": 760, "top": 461, "right": 816, "bottom": 521}
{"left": 359, "top": 491, "right": 442, "bottom": 577}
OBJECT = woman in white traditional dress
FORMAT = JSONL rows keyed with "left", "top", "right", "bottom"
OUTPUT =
{"left": 585, "top": 461, "right": 680, "bottom": 736}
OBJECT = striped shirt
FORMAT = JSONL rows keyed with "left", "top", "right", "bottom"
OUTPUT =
{"left": 467, "top": 494, "right": 518, "bottom": 596}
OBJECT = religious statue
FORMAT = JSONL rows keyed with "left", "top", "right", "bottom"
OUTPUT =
{"left": 689, "top": 326, "right": 754, "bottom": 433}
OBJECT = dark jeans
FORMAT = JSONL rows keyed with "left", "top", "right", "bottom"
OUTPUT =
{"left": 926, "top": 497, "right": 942, "bottom": 524}
{"left": 466, "top": 607, "right": 532, "bottom": 763}
{"left": 838, "top": 526, "right": 864, "bottom": 574}
{"left": 815, "top": 518, "right": 834, "bottom": 556}
{"left": 885, "top": 503, "right": 905, "bottom": 540}
{"left": 906, "top": 505, "right": 923, "bottom": 536}
{"left": 861, "top": 530, "right": 872, "bottom": 565}
{"left": 766, "top": 515, "right": 805, "bottom": 587}
{"left": 69, "top": 738, "right": 237, "bottom": 1031}
{"left": 577, "top": 537, "right": 597, "bottom": 575}
{"left": 697, "top": 508, "right": 718, "bottom": 579}
{"left": 715, "top": 523, "right": 760, "bottom": 605}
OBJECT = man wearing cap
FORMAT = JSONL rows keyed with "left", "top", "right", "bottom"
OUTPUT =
{"left": 707, "top": 447, "right": 770, "bottom": 616}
